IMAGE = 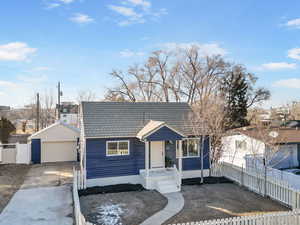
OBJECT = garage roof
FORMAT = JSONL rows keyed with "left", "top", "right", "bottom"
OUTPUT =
{"left": 29, "top": 121, "right": 80, "bottom": 140}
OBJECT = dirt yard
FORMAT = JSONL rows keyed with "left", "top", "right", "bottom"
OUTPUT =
{"left": 164, "top": 183, "right": 289, "bottom": 224}
{"left": 0, "top": 164, "right": 30, "bottom": 213}
{"left": 80, "top": 190, "right": 167, "bottom": 225}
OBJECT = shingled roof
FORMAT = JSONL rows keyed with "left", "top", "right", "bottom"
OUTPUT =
{"left": 81, "top": 102, "right": 193, "bottom": 138}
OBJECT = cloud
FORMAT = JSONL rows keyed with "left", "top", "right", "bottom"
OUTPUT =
{"left": 17, "top": 74, "right": 48, "bottom": 84}
{"left": 163, "top": 42, "right": 227, "bottom": 56}
{"left": 285, "top": 18, "right": 300, "bottom": 29}
{"left": 46, "top": 3, "right": 61, "bottom": 9}
{"left": 120, "top": 49, "right": 145, "bottom": 57}
{"left": 260, "top": 62, "right": 297, "bottom": 70}
{"left": 31, "top": 67, "right": 51, "bottom": 72}
{"left": 125, "top": 0, "right": 151, "bottom": 9}
{"left": 0, "top": 80, "right": 18, "bottom": 88}
{"left": 70, "top": 13, "right": 94, "bottom": 24}
{"left": 108, "top": 5, "right": 141, "bottom": 17}
{"left": 0, "top": 42, "right": 37, "bottom": 61}
{"left": 273, "top": 78, "right": 300, "bottom": 89}
{"left": 288, "top": 48, "right": 300, "bottom": 60}
{"left": 58, "top": 0, "right": 74, "bottom": 4}
{"left": 108, "top": 0, "right": 167, "bottom": 26}
{"left": 108, "top": 5, "right": 145, "bottom": 26}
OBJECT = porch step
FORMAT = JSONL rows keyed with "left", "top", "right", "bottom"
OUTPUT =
{"left": 156, "top": 180, "right": 180, "bottom": 194}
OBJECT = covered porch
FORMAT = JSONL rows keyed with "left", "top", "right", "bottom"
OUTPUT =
{"left": 136, "top": 120, "right": 185, "bottom": 193}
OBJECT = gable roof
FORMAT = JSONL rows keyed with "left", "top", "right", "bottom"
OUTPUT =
{"left": 29, "top": 121, "right": 80, "bottom": 140}
{"left": 81, "top": 102, "right": 193, "bottom": 138}
{"left": 234, "top": 127, "right": 300, "bottom": 144}
{"left": 136, "top": 120, "right": 185, "bottom": 140}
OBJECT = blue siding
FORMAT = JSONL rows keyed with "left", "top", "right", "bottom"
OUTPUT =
{"left": 31, "top": 139, "right": 41, "bottom": 164}
{"left": 182, "top": 137, "right": 210, "bottom": 170}
{"left": 86, "top": 137, "right": 145, "bottom": 179}
{"left": 146, "top": 126, "right": 183, "bottom": 141}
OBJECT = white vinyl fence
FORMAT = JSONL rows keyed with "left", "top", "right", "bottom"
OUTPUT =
{"left": 0, "top": 143, "right": 30, "bottom": 164}
{"left": 73, "top": 168, "right": 94, "bottom": 225}
{"left": 212, "top": 162, "right": 300, "bottom": 209}
{"left": 168, "top": 210, "right": 300, "bottom": 225}
{"left": 245, "top": 155, "right": 300, "bottom": 190}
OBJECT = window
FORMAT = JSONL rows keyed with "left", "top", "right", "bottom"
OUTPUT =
{"left": 235, "top": 140, "right": 247, "bottom": 151}
{"left": 106, "top": 140, "right": 130, "bottom": 156}
{"left": 176, "top": 138, "right": 200, "bottom": 158}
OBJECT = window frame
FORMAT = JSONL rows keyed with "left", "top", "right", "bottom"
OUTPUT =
{"left": 176, "top": 138, "right": 200, "bottom": 158}
{"left": 106, "top": 140, "right": 130, "bottom": 157}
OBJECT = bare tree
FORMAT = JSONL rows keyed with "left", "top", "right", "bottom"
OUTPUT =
{"left": 77, "top": 90, "right": 96, "bottom": 103}
{"left": 187, "top": 95, "right": 227, "bottom": 182}
{"left": 40, "top": 90, "right": 55, "bottom": 128}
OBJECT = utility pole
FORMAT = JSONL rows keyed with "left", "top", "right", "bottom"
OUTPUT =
{"left": 36, "top": 93, "right": 40, "bottom": 132}
{"left": 57, "top": 82, "right": 62, "bottom": 120}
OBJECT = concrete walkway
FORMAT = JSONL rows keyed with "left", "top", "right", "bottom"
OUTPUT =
{"left": 0, "top": 163, "right": 74, "bottom": 225}
{"left": 140, "top": 192, "right": 184, "bottom": 225}
{"left": 0, "top": 186, "right": 73, "bottom": 225}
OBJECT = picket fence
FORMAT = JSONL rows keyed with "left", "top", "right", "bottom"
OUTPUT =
{"left": 169, "top": 210, "right": 300, "bottom": 225}
{"left": 73, "top": 168, "right": 94, "bottom": 225}
{"left": 211, "top": 162, "right": 300, "bottom": 209}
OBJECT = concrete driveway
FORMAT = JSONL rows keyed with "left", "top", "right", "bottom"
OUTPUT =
{"left": 0, "top": 162, "right": 76, "bottom": 225}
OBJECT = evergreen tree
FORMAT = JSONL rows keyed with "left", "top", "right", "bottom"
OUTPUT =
{"left": 221, "top": 65, "right": 250, "bottom": 129}
{"left": 0, "top": 117, "right": 16, "bottom": 143}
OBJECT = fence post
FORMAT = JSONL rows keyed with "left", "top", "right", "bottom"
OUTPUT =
{"left": 241, "top": 164, "right": 244, "bottom": 187}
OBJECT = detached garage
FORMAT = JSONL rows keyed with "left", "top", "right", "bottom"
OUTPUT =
{"left": 29, "top": 122, "right": 80, "bottom": 163}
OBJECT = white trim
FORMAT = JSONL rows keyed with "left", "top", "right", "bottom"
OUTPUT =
{"left": 86, "top": 170, "right": 209, "bottom": 187}
{"left": 182, "top": 169, "right": 209, "bottom": 179}
{"left": 106, "top": 140, "right": 130, "bottom": 156}
{"left": 176, "top": 138, "right": 201, "bottom": 159}
{"left": 86, "top": 175, "right": 141, "bottom": 187}
{"left": 142, "top": 123, "right": 186, "bottom": 140}
{"left": 150, "top": 141, "right": 165, "bottom": 169}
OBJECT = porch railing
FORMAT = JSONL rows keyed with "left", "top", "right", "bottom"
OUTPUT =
{"left": 172, "top": 164, "right": 182, "bottom": 189}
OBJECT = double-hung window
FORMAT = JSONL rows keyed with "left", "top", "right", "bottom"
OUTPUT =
{"left": 176, "top": 138, "right": 200, "bottom": 158}
{"left": 106, "top": 140, "right": 130, "bottom": 156}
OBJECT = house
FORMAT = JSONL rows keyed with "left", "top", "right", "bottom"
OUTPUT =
{"left": 79, "top": 102, "right": 210, "bottom": 193}
{"left": 29, "top": 121, "right": 80, "bottom": 164}
{"left": 221, "top": 123, "right": 300, "bottom": 169}
{"left": 59, "top": 102, "right": 79, "bottom": 127}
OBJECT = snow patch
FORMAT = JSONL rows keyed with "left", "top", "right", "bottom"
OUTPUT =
{"left": 96, "top": 204, "right": 125, "bottom": 225}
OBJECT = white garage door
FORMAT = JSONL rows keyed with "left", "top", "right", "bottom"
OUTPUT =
{"left": 42, "top": 141, "right": 77, "bottom": 163}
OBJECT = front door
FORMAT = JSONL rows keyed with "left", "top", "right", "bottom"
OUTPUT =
{"left": 150, "top": 141, "right": 165, "bottom": 168}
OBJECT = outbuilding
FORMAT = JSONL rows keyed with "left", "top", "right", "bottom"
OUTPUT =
{"left": 29, "top": 122, "right": 80, "bottom": 164}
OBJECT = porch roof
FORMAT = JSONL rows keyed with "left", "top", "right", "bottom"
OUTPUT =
{"left": 137, "top": 120, "right": 185, "bottom": 141}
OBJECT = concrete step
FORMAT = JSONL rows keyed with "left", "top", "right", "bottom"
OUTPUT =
{"left": 156, "top": 180, "right": 180, "bottom": 194}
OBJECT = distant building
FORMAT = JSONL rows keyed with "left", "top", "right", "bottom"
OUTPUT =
{"left": 0, "top": 106, "right": 10, "bottom": 111}
{"left": 59, "top": 102, "right": 79, "bottom": 127}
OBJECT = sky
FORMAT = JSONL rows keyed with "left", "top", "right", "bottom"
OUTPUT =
{"left": 1, "top": 0, "right": 300, "bottom": 108}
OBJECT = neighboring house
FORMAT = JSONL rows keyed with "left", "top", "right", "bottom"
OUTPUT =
{"left": 79, "top": 102, "right": 210, "bottom": 193}
{"left": 221, "top": 124, "right": 300, "bottom": 169}
{"left": 29, "top": 121, "right": 80, "bottom": 164}
{"left": 60, "top": 102, "right": 79, "bottom": 127}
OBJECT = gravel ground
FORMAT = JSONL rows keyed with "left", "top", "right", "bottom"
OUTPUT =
{"left": 0, "top": 164, "right": 30, "bottom": 213}
{"left": 164, "top": 183, "right": 289, "bottom": 224}
{"left": 80, "top": 190, "right": 167, "bottom": 225}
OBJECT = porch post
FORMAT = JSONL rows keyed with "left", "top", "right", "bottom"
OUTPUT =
{"left": 178, "top": 140, "right": 183, "bottom": 182}
{"left": 145, "top": 141, "right": 149, "bottom": 177}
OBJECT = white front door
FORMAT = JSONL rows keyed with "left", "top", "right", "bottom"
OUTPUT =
{"left": 150, "top": 141, "right": 165, "bottom": 168}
